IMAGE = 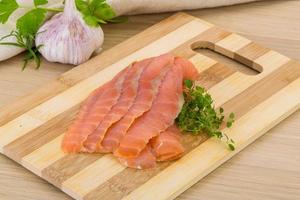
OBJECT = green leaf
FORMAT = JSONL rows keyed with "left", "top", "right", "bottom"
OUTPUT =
{"left": 89, "top": 0, "right": 106, "bottom": 12}
{"left": 97, "top": 18, "right": 107, "bottom": 24}
{"left": 75, "top": 0, "right": 125, "bottom": 27}
{"left": 213, "top": 131, "right": 222, "bottom": 139}
{"left": 34, "top": 0, "right": 48, "bottom": 6}
{"left": 75, "top": 0, "right": 90, "bottom": 15}
{"left": 184, "top": 79, "right": 193, "bottom": 89}
{"left": 92, "top": 1, "right": 116, "bottom": 21}
{"left": 16, "top": 8, "right": 47, "bottom": 37}
{"left": 228, "top": 143, "right": 235, "bottom": 151}
{"left": 176, "top": 79, "right": 236, "bottom": 150}
{"left": 0, "top": 30, "right": 42, "bottom": 70}
{"left": 83, "top": 14, "right": 100, "bottom": 26}
{"left": 107, "top": 16, "right": 128, "bottom": 23}
{"left": 0, "top": 0, "right": 19, "bottom": 24}
{"left": 0, "top": 42, "right": 23, "bottom": 47}
{"left": 226, "top": 121, "right": 233, "bottom": 128}
{"left": 219, "top": 107, "right": 224, "bottom": 113}
{"left": 75, "top": 0, "right": 99, "bottom": 27}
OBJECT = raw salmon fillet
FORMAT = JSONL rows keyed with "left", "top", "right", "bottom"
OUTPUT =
{"left": 100, "top": 54, "right": 175, "bottom": 152}
{"left": 62, "top": 67, "right": 130, "bottom": 152}
{"left": 118, "top": 144, "right": 156, "bottom": 169}
{"left": 82, "top": 58, "right": 152, "bottom": 152}
{"left": 115, "top": 63, "right": 182, "bottom": 158}
{"left": 62, "top": 54, "right": 199, "bottom": 169}
{"left": 115, "top": 57, "right": 198, "bottom": 159}
{"left": 175, "top": 56, "right": 199, "bottom": 81}
{"left": 151, "top": 125, "right": 184, "bottom": 161}
{"left": 120, "top": 126, "right": 184, "bottom": 169}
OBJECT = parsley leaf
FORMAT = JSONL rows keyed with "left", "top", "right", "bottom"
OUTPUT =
{"left": 75, "top": 0, "right": 90, "bottom": 15}
{"left": 1, "top": 8, "right": 47, "bottom": 69}
{"left": 0, "top": 0, "right": 19, "bottom": 24}
{"left": 92, "top": 2, "right": 116, "bottom": 21}
{"left": 176, "top": 80, "right": 236, "bottom": 150}
{"left": 184, "top": 79, "right": 193, "bottom": 89}
{"left": 83, "top": 15, "right": 100, "bottom": 26}
{"left": 34, "top": 0, "right": 48, "bottom": 6}
{"left": 0, "top": 0, "right": 61, "bottom": 70}
{"left": 0, "top": 30, "right": 42, "bottom": 70}
{"left": 75, "top": 0, "right": 127, "bottom": 26}
{"left": 16, "top": 8, "right": 47, "bottom": 37}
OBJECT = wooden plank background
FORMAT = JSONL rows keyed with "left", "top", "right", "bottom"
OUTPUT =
{"left": 0, "top": 2, "right": 299, "bottom": 199}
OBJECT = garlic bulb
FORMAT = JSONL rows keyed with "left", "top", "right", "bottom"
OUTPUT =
{"left": 35, "top": 0, "right": 104, "bottom": 65}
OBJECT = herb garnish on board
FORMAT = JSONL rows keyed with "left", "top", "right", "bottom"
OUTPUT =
{"left": 176, "top": 80, "right": 236, "bottom": 150}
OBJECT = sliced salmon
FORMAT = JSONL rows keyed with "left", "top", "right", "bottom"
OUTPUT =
{"left": 120, "top": 126, "right": 183, "bottom": 169}
{"left": 114, "top": 57, "right": 198, "bottom": 159}
{"left": 151, "top": 125, "right": 184, "bottom": 161}
{"left": 62, "top": 67, "right": 130, "bottom": 153}
{"left": 118, "top": 144, "right": 156, "bottom": 169}
{"left": 100, "top": 53, "right": 175, "bottom": 152}
{"left": 175, "top": 56, "right": 199, "bottom": 81}
{"left": 114, "top": 64, "right": 184, "bottom": 158}
{"left": 82, "top": 58, "right": 152, "bottom": 152}
{"left": 62, "top": 54, "right": 198, "bottom": 169}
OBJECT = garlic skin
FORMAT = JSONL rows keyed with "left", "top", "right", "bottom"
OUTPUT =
{"left": 35, "top": 0, "right": 104, "bottom": 65}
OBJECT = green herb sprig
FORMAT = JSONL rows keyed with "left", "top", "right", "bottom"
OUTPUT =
{"left": 176, "top": 80, "right": 236, "bottom": 151}
{"left": 0, "top": 30, "right": 43, "bottom": 70}
{"left": 0, "top": 0, "right": 58, "bottom": 69}
{"left": 75, "top": 0, "right": 127, "bottom": 26}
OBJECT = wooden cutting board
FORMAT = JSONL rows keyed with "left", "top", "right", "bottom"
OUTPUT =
{"left": 0, "top": 12, "right": 300, "bottom": 200}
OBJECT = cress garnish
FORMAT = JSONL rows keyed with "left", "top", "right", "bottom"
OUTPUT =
{"left": 176, "top": 80, "right": 236, "bottom": 151}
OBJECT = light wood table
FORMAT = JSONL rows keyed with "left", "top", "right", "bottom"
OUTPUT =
{"left": 0, "top": 0, "right": 300, "bottom": 199}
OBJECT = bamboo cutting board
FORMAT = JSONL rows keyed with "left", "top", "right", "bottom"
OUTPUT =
{"left": 0, "top": 12, "right": 300, "bottom": 200}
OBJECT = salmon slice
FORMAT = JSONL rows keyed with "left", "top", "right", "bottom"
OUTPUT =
{"left": 114, "top": 63, "right": 183, "bottom": 158}
{"left": 175, "top": 56, "right": 199, "bottom": 81}
{"left": 118, "top": 144, "right": 156, "bottom": 169}
{"left": 120, "top": 126, "right": 183, "bottom": 169}
{"left": 100, "top": 54, "right": 175, "bottom": 152}
{"left": 151, "top": 125, "right": 184, "bottom": 161}
{"left": 62, "top": 67, "right": 130, "bottom": 153}
{"left": 82, "top": 58, "right": 152, "bottom": 152}
{"left": 115, "top": 57, "right": 198, "bottom": 158}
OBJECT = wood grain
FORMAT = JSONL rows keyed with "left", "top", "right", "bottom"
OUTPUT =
{"left": 3, "top": 106, "right": 79, "bottom": 162}
{"left": 0, "top": 1, "right": 300, "bottom": 200}
{"left": 0, "top": 12, "right": 299, "bottom": 200}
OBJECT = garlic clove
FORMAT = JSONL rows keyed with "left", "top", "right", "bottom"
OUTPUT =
{"left": 35, "top": 0, "right": 104, "bottom": 65}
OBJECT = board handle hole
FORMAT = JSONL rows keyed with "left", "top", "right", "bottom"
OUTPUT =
{"left": 191, "top": 42, "right": 261, "bottom": 76}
